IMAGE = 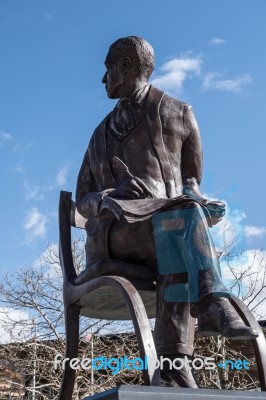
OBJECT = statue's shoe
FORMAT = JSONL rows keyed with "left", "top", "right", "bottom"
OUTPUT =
{"left": 193, "top": 297, "right": 258, "bottom": 340}
{"left": 161, "top": 363, "right": 198, "bottom": 388}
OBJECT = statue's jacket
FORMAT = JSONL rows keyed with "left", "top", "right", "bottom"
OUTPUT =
{"left": 76, "top": 85, "right": 203, "bottom": 265}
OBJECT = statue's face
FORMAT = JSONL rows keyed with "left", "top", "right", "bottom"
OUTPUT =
{"left": 102, "top": 51, "right": 126, "bottom": 99}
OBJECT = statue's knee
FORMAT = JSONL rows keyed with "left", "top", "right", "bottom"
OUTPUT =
{"left": 186, "top": 201, "right": 203, "bottom": 217}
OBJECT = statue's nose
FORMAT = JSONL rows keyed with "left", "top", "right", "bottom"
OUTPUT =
{"left": 102, "top": 72, "right": 107, "bottom": 84}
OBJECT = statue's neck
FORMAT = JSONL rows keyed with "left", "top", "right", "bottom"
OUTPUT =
{"left": 120, "top": 80, "right": 148, "bottom": 99}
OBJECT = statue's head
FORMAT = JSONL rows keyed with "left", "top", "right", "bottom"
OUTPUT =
{"left": 102, "top": 36, "right": 154, "bottom": 99}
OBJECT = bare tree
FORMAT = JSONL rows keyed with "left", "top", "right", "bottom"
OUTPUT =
{"left": 194, "top": 245, "right": 266, "bottom": 391}
{"left": 221, "top": 248, "right": 266, "bottom": 319}
{"left": 0, "top": 239, "right": 123, "bottom": 399}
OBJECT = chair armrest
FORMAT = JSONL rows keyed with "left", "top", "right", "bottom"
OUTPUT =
{"left": 70, "top": 200, "right": 87, "bottom": 229}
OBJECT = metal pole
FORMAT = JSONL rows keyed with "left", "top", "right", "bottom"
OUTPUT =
{"left": 91, "top": 328, "right": 94, "bottom": 394}
{"left": 32, "top": 320, "right": 37, "bottom": 400}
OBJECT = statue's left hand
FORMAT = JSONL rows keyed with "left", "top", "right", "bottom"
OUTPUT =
{"left": 182, "top": 177, "right": 226, "bottom": 226}
{"left": 201, "top": 199, "right": 226, "bottom": 226}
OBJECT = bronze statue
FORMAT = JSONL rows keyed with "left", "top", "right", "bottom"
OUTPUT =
{"left": 75, "top": 36, "right": 258, "bottom": 388}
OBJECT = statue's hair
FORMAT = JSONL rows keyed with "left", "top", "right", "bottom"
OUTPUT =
{"left": 109, "top": 36, "right": 154, "bottom": 80}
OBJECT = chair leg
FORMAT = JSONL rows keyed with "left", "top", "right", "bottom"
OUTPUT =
{"left": 230, "top": 295, "right": 266, "bottom": 391}
{"left": 96, "top": 276, "right": 161, "bottom": 386}
{"left": 58, "top": 304, "right": 80, "bottom": 400}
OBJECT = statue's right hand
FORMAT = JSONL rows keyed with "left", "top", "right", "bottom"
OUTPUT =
{"left": 109, "top": 177, "right": 153, "bottom": 199}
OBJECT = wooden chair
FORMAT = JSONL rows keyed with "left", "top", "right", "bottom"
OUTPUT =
{"left": 58, "top": 191, "right": 266, "bottom": 399}
{"left": 58, "top": 191, "right": 160, "bottom": 400}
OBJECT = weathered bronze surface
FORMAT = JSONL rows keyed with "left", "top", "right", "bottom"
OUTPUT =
{"left": 75, "top": 36, "right": 259, "bottom": 388}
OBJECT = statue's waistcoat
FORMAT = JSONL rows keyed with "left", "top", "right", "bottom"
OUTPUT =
{"left": 106, "top": 116, "right": 169, "bottom": 199}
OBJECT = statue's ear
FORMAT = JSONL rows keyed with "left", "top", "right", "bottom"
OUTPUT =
{"left": 122, "top": 57, "right": 132, "bottom": 74}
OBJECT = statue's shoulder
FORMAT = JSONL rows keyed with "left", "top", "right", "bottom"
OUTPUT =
{"left": 159, "top": 90, "right": 190, "bottom": 116}
{"left": 89, "top": 113, "right": 111, "bottom": 144}
{"left": 146, "top": 85, "right": 190, "bottom": 118}
{"left": 149, "top": 88, "right": 191, "bottom": 132}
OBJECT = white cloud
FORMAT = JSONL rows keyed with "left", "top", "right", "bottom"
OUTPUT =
{"left": 0, "top": 308, "right": 31, "bottom": 343}
{"left": 24, "top": 181, "right": 44, "bottom": 201}
{"left": 18, "top": 164, "right": 70, "bottom": 202}
{"left": 33, "top": 243, "right": 61, "bottom": 277}
{"left": 14, "top": 163, "right": 26, "bottom": 175}
{"left": 0, "top": 132, "right": 14, "bottom": 146}
{"left": 202, "top": 72, "right": 252, "bottom": 92}
{"left": 151, "top": 55, "right": 252, "bottom": 96}
{"left": 206, "top": 196, "right": 247, "bottom": 254}
{"left": 209, "top": 38, "right": 226, "bottom": 46}
{"left": 23, "top": 207, "right": 48, "bottom": 242}
{"left": 1, "top": 132, "right": 13, "bottom": 140}
{"left": 151, "top": 56, "right": 202, "bottom": 95}
{"left": 245, "top": 225, "right": 266, "bottom": 238}
{"left": 34, "top": 243, "right": 59, "bottom": 267}
{"left": 12, "top": 141, "right": 33, "bottom": 154}
{"left": 33, "top": 240, "right": 85, "bottom": 277}
{"left": 56, "top": 165, "right": 70, "bottom": 187}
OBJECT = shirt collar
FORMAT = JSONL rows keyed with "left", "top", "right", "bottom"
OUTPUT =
{"left": 131, "top": 84, "right": 150, "bottom": 104}
{"left": 117, "top": 84, "right": 150, "bottom": 108}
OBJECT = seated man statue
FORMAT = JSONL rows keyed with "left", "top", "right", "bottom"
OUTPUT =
{"left": 75, "top": 36, "right": 258, "bottom": 388}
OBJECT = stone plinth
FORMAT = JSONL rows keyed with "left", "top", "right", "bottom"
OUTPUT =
{"left": 82, "top": 385, "right": 265, "bottom": 400}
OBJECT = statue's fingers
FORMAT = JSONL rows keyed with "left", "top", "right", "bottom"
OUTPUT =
{"left": 134, "top": 177, "right": 154, "bottom": 197}
{"left": 124, "top": 189, "right": 142, "bottom": 199}
{"left": 207, "top": 200, "right": 225, "bottom": 208}
{"left": 129, "top": 179, "right": 145, "bottom": 195}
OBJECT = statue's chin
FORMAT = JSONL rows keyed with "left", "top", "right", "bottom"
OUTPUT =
{"left": 106, "top": 90, "right": 120, "bottom": 99}
{"left": 107, "top": 93, "right": 119, "bottom": 99}
{"left": 105, "top": 83, "right": 124, "bottom": 99}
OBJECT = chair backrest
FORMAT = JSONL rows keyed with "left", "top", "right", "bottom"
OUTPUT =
{"left": 59, "top": 191, "right": 78, "bottom": 283}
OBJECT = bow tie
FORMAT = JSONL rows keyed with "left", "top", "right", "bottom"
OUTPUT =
{"left": 117, "top": 97, "right": 133, "bottom": 109}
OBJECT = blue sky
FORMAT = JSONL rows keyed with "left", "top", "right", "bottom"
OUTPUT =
{"left": 0, "top": 0, "right": 266, "bottom": 317}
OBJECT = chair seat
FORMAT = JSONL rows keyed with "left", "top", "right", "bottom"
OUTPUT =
{"left": 73, "top": 259, "right": 157, "bottom": 320}
{"left": 77, "top": 286, "right": 156, "bottom": 320}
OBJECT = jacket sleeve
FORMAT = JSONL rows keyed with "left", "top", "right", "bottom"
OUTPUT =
{"left": 75, "top": 145, "right": 114, "bottom": 219}
{"left": 181, "top": 105, "right": 203, "bottom": 186}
